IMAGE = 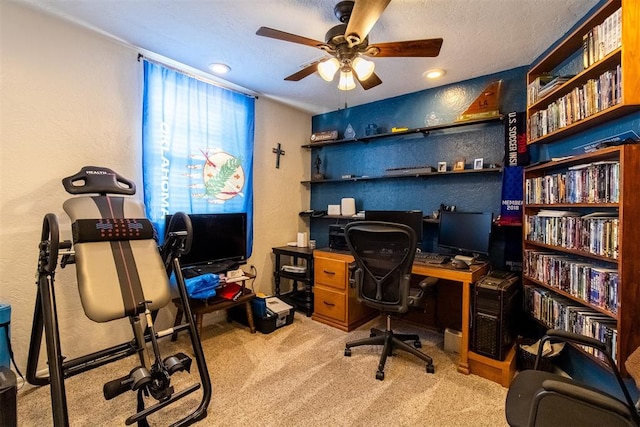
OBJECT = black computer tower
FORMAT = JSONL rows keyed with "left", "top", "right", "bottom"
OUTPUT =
{"left": 471, "top": 272, "right": 520, "bottom": 361}
{"left": 328, "top": 224, "right": 348, "bottom": 250}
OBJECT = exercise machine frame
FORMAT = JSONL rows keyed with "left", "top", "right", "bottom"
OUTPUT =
{"left": 26, "top": 168, "right": 212, "bottom": 426}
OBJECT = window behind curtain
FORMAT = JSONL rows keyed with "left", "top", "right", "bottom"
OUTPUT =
{"left": 142, "top": 60, "right": 255, "bottom": 256}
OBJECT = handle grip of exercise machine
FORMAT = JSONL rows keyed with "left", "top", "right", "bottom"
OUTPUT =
{"left": 104, "top": 374, "right": 133, "bottom": 400}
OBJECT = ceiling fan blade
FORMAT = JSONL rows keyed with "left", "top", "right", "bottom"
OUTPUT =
{"left": 357, "top": 72, "right": 382, "bottom": 90}
{"left": 284, "top": 60, "right": 322, "bottom": 81}
{"left": 256, "top": 27, "right": 325, "bottom": 48}
{"left": 372, "top": 38, "right": 443, "bottom": 57}
{"left": 345, "top": 0, "right": 391, "bottom": 46}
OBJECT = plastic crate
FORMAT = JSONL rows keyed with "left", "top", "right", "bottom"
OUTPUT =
{"left": 516, "top": 338, "right": 559, "bottom": 372}
{"left": 230, "top": 303, "right": 294, "bottom": 334}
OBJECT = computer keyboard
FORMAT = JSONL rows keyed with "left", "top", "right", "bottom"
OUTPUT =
{"left": 414, "top": 252, "right": 450, "bottom": 265}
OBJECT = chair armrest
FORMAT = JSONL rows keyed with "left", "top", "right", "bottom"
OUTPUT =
{"left": 540, "top": 379, "right": 633, "bottom": 418}
{"left": 408, "top": 277, "right": 437, "bottom": 307}
{"left": 541, "top": 329, "right": 638, "bottom": 420}
{"left": 417, "top": 277, "right": 438, "bottom": 290}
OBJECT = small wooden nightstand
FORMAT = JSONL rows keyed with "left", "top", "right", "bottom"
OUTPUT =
{"left": 172, "top": 275, "right": 256, "bottom": 338}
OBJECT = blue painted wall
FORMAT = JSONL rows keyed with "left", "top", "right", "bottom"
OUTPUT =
{"left": 308, "top": 66, "right": 528, "bottom": 252}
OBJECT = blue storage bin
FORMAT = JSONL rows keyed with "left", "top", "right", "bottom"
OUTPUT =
{"left": 251, "top": 297, "right": 267, "bottom": 318}
{"left": 0, "top": 304, "right": 10, "bottom": 369}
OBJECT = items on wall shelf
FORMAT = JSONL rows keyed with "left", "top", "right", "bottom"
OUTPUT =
{"left": 455, "top": 80, "right": 503, "bottom": 122}
{"left": 302, "top": 116, "right": 503, "bottom": 149}
{"left": 302, "top": 115, "right": 505, "bottom": 184}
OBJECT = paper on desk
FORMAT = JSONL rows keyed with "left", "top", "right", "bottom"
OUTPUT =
{"left": 225, "top": 275, "right": 250, "bottom": 283}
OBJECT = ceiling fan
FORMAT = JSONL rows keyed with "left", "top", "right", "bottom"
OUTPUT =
{"left": 256, "top": 0, "right": 443, "bottom": 91}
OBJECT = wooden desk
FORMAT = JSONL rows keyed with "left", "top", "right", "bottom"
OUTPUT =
{"left": 409, "top": 261, "right": 489, "bottom": 375}
{"left": 312, "top": 249, "right": 516, "bottom": 385}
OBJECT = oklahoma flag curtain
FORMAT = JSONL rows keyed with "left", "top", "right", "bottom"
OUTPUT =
{"left": 142, "top": 60, "right": 255, "bottom": 255}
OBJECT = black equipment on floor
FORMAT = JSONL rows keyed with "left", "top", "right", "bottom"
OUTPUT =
{"left": 0, "top": 366, "right": 17, "bottom": 426}
{"left": 472, "top": 271, "right": 519, "bottom": 361}
{"left": 505, "top": 329, "right": 640, "bottom": 427}
{"left": 26, "top": 166, "right": 211, "bottom": 426}
{"left": 343, "top": 221, "right": 437, "bottom": 381}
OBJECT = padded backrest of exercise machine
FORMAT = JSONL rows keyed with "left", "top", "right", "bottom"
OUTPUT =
{"left": 63, "top": 195, "right": 170, "bottom": 323}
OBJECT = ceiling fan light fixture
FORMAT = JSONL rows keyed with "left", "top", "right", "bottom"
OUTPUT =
{"left": 317, "top": 57, "right": 340, "bottom": 81}
{"left": 338, "top": 69, "right": 356, "bottom": 91}
{"left": 209, "top": 63, "right": 231, "bottom": 74}
{"left": 352, "top": 57, "right": 375, "bottom": 81}
{"left": 424, "top": 68, "right": 446, "bottom": 79}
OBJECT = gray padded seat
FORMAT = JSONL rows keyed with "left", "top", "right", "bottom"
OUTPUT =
{"left": 63, "top": 196, "right": 170, "bottom": 323}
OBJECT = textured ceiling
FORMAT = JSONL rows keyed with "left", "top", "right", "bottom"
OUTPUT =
{"left": 15, "top": 0, "right": 600, "bottom": 114}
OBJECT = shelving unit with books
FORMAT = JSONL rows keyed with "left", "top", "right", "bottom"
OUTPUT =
{"left": 526, "top": 0, "right": 640, "bottom": 145}
{"left": 522, "top": 145, "right": 640, "bottom": 370}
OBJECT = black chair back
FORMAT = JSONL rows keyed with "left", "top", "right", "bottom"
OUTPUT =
{"left": 345, "top": 221, "right": 416, "bottom": 314}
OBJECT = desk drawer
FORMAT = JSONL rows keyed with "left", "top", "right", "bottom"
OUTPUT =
{"left": 314, "top": 287, "right": 346, "bottom": 323}
{"left": 315, "top": 257, "right": 346, "bottom": 290}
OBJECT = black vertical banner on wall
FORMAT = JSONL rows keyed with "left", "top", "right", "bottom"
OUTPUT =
{"left": 499, "top": 166, "right": 523, "bottom": 270}
{"left": 499, "top": 111, "right": 528, "bottom": 271}
{"left": 504, "top": 111, "right": 529, "bottom": 166}
{"left": 500, "top": 111, "right": 528, "bottom": 225}
{"left": 500, "top": 166, "right": 523, "bottom": 222}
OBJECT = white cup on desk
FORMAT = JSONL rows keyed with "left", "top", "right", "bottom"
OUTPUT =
{"left": 297, "top": 232, "right": 308, "bottom": 247}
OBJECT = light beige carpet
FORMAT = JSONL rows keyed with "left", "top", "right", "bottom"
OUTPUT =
{"left": 17, "top": 314, "right": 508, "bottom": 426}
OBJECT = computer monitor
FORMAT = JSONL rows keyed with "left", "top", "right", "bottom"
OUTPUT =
{"left": 165, "top": 213, "right": 247, "bottom": 268}
{"left": 437, "top": 211, "right": 492, "bottom": 260}
{"left": 364, "top": 210, "right": 423, "bottom": 244}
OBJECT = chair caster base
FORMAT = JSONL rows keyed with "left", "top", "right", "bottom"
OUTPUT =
{"left": 344, "top": 348, "right": 351, "bottom": 357}
{"left": 426, "top": 364, "right": 435, "bottom": 374}
{"left": 376, "top": 371, "right": 384, "bottom": 381}
{"left": 414, "top": 340, "right": 421, "bottom": 348}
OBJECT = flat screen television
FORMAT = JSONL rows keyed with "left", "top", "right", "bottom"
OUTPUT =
{"left": 437, "top": 211, "right": 492, "bottom": 258}
{"left": 364, "top": 210, "right": 423, "bottom": 244}
{"left": 165, "top": 213, "right": 247, "bottom": 268}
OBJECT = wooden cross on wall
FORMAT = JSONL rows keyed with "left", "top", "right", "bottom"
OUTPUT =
{"left": 272, "top": 143, "right": 285, "bottom": 169}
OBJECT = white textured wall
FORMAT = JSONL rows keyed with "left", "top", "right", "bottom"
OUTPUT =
{"left": 0, "top": 2, "right": 310, "bottom": 373}
{"left": 251, "top": 100, "right": 311, "bottom": 296}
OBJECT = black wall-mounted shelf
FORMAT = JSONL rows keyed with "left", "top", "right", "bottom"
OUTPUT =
{"left": 302, "top": 116, "right": 504, "bottom": 149}
{"left": 299, "top": 214, "right": 521, "bottom": 229}
{"left": 301, "top": 166, "right": 503, "bottom": 185}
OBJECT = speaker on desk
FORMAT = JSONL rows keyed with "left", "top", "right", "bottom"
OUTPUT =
{"left": 471, "top": 273, "right": 520, "bottom": 361}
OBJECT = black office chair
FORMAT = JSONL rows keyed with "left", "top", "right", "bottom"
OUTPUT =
{"left": 505, "top": 329, "right": 640, "bottom": 427}
{"left": 343, "top": 221, "right": 437, "bottom": 380}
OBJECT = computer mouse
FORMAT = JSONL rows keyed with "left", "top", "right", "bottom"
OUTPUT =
{"left": 451, "top": 259, "right": 469, "bottom": 270}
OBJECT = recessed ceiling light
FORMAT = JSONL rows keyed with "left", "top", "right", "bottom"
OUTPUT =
{"left": 209, "top": 63, "right": 231, "bottom": 74}
{"left": 424, "top": 69, "right": 446, "bottom": 79}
